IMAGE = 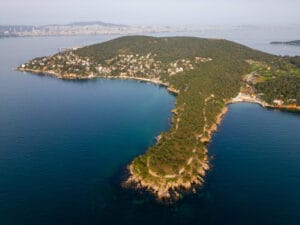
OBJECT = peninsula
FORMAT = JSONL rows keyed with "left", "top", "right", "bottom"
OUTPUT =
{"left": 271, "top": 40, "right": 300, "bottom": 46}
{"left": 18, "top": 36, "right": 300, "bottom": 201}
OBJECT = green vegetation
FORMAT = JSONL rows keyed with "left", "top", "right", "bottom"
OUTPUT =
{"left": 289, "top": 56, "right": 300, "bottom": 68}
{"left": 256, "top": 76, "right": 300, "bottom": 104}
{"left": 19, "top": 36, "right": 300, "bottom": 199}
{"left": 247, "top": 57, "right": 300, "bottom": 104}
{"left": 74, "top": 36, "right": 275, "bottom": 180}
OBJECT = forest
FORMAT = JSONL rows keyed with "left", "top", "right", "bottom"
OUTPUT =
{"left": 20, "top": 36, "right": 300, "bottom": 199}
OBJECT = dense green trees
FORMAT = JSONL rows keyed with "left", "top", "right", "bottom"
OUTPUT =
{"left": 23, "top": 36, "right": 299, "bottom": 189}
{"left": 290, "top": 56, "right": 300, "bottom": 67}
{"left": 75, "top": 36, "right": 279, "bottom": 181}
{"left": 256, "top": 76, "right": 300, "bottom": 104}
{"left": 75, "top": 36, "right": 300, "bottom": 183}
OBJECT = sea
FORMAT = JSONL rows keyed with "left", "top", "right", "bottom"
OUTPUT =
{"left": 0, "top": 26, "right": 300, "bottom": 225}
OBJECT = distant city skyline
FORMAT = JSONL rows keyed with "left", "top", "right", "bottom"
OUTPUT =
{"left": 1, "top": 0, "right": 300, "bottom": 26}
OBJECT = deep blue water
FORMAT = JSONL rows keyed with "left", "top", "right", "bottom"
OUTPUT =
{"left": 0, "top": 29, "right": 300, "bottom": 225}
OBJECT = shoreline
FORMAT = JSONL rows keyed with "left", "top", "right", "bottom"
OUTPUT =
{"left": 123, "top": 105, "right": 229, "bottom": 202}
{"left": 18, "top": 67, "right": 220, "bottom": 201}
{"left": 227, "top": 92, "right": 300, "bottom": 112}
{"left": 18, "top": 68, "right": 180, "bottom": 95}
{"left": 124, "top": 92, "right": 300, "bottom": 201}
{"left": 18, "top": 67, "right": 300, "bottom": 202}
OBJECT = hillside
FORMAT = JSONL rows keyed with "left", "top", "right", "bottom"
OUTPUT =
{"left": 18, "top": 36, "right": 300, "bottom": 201}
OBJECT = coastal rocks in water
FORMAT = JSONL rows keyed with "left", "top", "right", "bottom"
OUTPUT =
{"left": 123, "top": 157, "right": 210, "bottom": 202}
{"left": 123, "top": 107, "right": 228, "bottom": 202}
{"left": 18, "top": 36, "right": 300, "bottom": 202}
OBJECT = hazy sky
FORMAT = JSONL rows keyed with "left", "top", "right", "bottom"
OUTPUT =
{"left": 1, "top": 0, "right": 299, "bottom": 26}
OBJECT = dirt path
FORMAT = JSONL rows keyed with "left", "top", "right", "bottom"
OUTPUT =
{"left": 146, "top": 95, "right": 214, "bottom": 179}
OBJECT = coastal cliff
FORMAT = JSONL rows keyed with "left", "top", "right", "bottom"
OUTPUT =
{"left": 18, "top": 36, "right": 300, "bottom": 202}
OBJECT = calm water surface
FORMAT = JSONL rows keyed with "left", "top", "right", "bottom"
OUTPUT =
{"left": 0, "top": 28, "right": 300, "bottom": 225}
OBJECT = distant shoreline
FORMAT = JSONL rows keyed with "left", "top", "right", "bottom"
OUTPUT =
{"left": 18, "top": 68, "right": 180, "bottom": 95}
{"left": 0, "top": 22, "right": 187, "bottom": 38}
{"left": 270, "top": 40, "right": 300, "bottom": 46}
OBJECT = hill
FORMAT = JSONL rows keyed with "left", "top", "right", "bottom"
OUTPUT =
{"left": 18, "top": 36, "right": 300, "bottom": 201}
{"left": 66, "top": 21, "right": 128, "bottom": 27}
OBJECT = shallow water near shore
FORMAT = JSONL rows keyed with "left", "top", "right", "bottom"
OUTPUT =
{"left": 1, "top": 30, "right": 300, "bottom": 225}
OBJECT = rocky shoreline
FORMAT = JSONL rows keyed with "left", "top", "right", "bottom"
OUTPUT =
{"left": 18, "top": 68, "right": 180, "bottom": 95}
{"left": 228, "top": 92, "right": 300, "bottom": 112}
{"left": 123, "top": 154, "right": 211, "bottom": 203}
{"left": 123, "top": 106, "right": 229, "bottom": 202}
{"left": 18, "top": 67, "right": 218, "bottom": 202}
{"left": 18, "top": 67, "right": 300, "bottom": 202}
{"left": 123, "top": 92, "right": 300, "bottom": 202}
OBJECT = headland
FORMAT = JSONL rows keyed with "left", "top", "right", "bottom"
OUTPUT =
{"left": 18, "top": 36, "right": 300, "bottom": 202}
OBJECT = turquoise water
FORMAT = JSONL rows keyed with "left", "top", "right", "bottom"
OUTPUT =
{"left": 0, "top": 32, "right": 300, "bottom": 225}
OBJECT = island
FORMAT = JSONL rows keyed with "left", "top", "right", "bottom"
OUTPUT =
{"left": 18, "top": 36, "right": 300, "bottom": 202}
{"left": 270, "top": 40, "right": 300, "bottom": 46}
